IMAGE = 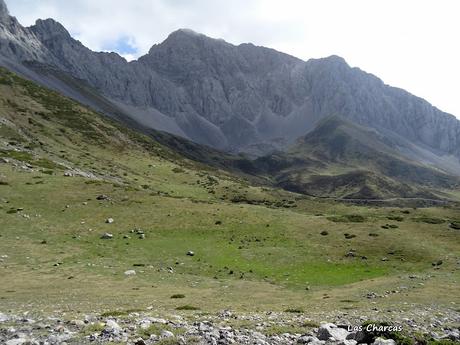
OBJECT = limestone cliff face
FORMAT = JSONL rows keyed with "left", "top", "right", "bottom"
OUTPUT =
{"left": 0, "top": 1, "right": 459, "bottom": 165}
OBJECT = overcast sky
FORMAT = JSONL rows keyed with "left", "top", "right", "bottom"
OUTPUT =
{"left": 6, "top": 0, "right": 460, "bottom": 118}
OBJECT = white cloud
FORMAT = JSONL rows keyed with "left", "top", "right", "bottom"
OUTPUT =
{"left": 5, "top": 0, "right": 460, "bottom": 118}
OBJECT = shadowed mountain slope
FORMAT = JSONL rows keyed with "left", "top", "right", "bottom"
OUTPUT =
{"left": 254, "top": 117, "right": 460, "bottom": 199}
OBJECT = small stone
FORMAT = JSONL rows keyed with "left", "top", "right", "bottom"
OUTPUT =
{"left": 124, "top": 270, "right": 136, "bottom": 276}
{"left": 96, "top": 195, "right": 110, "bottom": 200}
{"left": 0, "top": 312, "right": 9, "bottom": 322}
{"left": 105, "top": 218, "right": 114, "bottom": 224}
{"left": 70, "top": 320, "right": 85, "bottom": 327}
{"left": 100, "top": 233, "right": 113, "bottom": 239}
{"left": 372, "top": 337, "right": 396, "bottom": 345}
{"left": 161, "top": 330, "right": 174, "bottom": 338}
{"left": 339, "top": 340, "right": 357, "bottom": 345}
{"left": 187, "top": 251, "right": 195, "bottom": 256}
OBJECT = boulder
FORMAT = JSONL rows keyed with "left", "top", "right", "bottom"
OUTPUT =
{"left": 105, "top": 319, "right": 122, "bottom": 334}
{"left": 317, "top": 323, "right": 349, "bottom": 341}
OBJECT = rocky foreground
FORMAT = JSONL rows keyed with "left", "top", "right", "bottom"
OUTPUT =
{"left": 1, "top": 307, "right": 459, "bottom": 345}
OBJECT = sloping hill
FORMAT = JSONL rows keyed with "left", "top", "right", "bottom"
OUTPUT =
{"left": 255, "top": 117, "right": 459, "bottom": 199}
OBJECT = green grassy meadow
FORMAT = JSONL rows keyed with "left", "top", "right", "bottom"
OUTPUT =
{"left": 0, "top": 67, "right": 459, "bottom": 317}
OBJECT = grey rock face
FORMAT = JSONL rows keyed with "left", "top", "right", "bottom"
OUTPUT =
{"left": 0, "top": 1, "right": 459, "bottom": 168}
{"left": 0, "top": 0, "right": 9, "bottom": 19}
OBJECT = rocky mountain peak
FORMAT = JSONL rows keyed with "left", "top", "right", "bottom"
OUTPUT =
{"left": 0, "top": 0, "right": 11, "bottom": 23}
{"left": 31, "top": 18, "right": 72, "bottom": 41}
{"left": 0, "top": 0, "right": 8, "bottom": 16}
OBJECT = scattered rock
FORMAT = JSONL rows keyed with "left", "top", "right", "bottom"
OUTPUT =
{"left": 124, "top": 270, "right": 136, "bottom": 276}
{"left": 134, "top": 338, "right": 147, "bottom": 345}
{"left": 161, "top": 330, "right": 174, "bottom": 338}
{"left": 0, "top": 312, "right": 9, "bottom": 322}
{"left": 100, "top": 233, "right": 113, "bottom": 239}
{"left": 432, "top": 260, "right": 443, "bottom": 266}
{"left": 96, "top": 195, "right": 110, "bottom": 200}
{"left": 298, "top": 335, "right": 324, "bottom": 344}
{"left": 187, "top": 251, "right": 195, "bottom": 256}
{"left": 105, "top": 218, "right": 114, "bottom": 224}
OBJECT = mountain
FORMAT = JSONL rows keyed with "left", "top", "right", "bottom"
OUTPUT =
{"left": 0, "top": 1, "right": 459, "bottom": 164}
{"left": 0, "top": 0, "right": 459, "bottom": 200}
{"left": 254, "top": 117, "right": 459, "bottom": 199}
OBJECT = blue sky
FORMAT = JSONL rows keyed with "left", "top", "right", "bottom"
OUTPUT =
{"left": 102, "top": 36, "right": 138, "bottom": 56}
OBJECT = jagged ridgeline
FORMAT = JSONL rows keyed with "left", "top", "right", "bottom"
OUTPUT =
{"left": 1, "top": 0, "right": 459, "bottom": 162}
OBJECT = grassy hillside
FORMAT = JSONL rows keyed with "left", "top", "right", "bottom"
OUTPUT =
{"left": 0, "top": 67, "right": 459, "bottom": 318}
{"left": 255, "top": 117, "right": 460, "bottom": 199}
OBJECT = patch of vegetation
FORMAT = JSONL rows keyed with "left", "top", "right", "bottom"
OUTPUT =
{"left": 34, "top": 158, "right": 61, "bottom": 170}
{"left": 284, "top": 307, "right": 304, "bottom": 313}
{"left": 82, "top": 323, "right": 105, "bottom": 336}
{"left": 1, "top": 149, "right": 33, "bottom": 162}
{"left": 449, "top": 221, "right": 460, "bottom": 230}
{"left": 327, "top": 214, "right": 366, "bottom": 223}
{"left": 412, "top": 217, "right": 445, "bottom": 224}
{"left": 387, "top": 216, "right": 404, "bottom": 222}
{"left": 175, "top": 305, "right": 200, "bottom": 311}
{"left": 170, "top": 294, "right": 186, "bottom": 299}
{"left": 100, "top": 309, "right": 142, "bottom": 317}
